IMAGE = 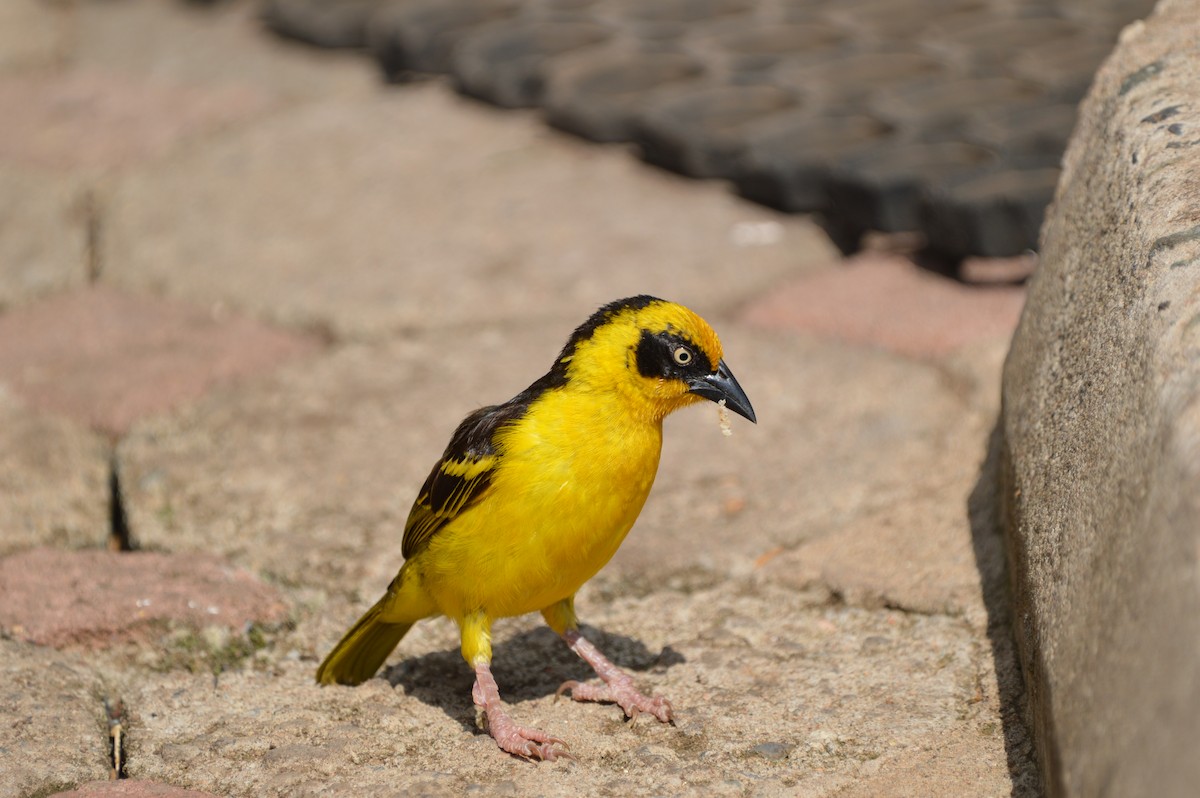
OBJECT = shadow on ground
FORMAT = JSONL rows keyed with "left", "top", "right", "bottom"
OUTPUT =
{"left": 968, "top": 422, "right": 1041, "bottom": 797}
{"left": 380, "top": 624, "right": 687, "bottom": 732}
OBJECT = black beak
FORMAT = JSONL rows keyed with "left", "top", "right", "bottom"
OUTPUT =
{"left": 688, "top": 359, "right": 757, "bottom": 424}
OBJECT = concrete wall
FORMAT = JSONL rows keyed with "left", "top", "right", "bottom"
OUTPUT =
{"left": 999, "top": 1, "right": 1200, "bottom": 795}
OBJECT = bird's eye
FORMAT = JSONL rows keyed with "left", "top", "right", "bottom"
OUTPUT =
{"left": 673, "top": 346, "right": 693, "bottom": 366}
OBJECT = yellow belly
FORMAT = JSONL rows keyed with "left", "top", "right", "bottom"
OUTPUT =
{"left": 413, "top": 390, "right": 663, "bottom": 621}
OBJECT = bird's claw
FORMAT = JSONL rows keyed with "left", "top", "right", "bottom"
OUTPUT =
{"left": 556, "top": 677, "right": 674, "bottom": 724}
{"left": 523, "top": 736, "right": 575, "bottom": 762}
{"left": 481, "top": 706, "right": 573, "bottom": 762}
{"left": 502, "top": 729, "right": 573, "bottom": 762}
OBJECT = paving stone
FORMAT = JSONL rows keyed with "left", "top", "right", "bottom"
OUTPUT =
{"left": 0, "top": 69, "right": 270, "bottom": 173}
{"left": 0, "top": 166, "right": 89, "bottom": 310}
{"left": 52, "top": 782, "right": 221, "bottom": 798}
{"left": 634, "top": 83, "right": 801, "bottom": 179}
{"left": 761, "top": 482, "right": 986, "bottom": 621}
{"left": 104, "top": 84, "right": 834, "bottom": 340}
{"left": 543, "top": 48, "right": 709, "bottom": 143}
{"left": 691, "top": 20, "right": 848, "bottom": 78}
{"left": 0, "top": 0, "right": 72, "bottom": 74}
{"left": 0, "top": 285, "right": 320, "bottom": 436}
{"left": 772, "top": 50, "right": 952, "bottom": 112}
{"left": 923, "top": 166, "right": 1061, "bottom": 259}
{"left": 0, "top": 639, "right": 111, "bottom": 797}
{"left": 0, "top": 386, "right": 109, "bottom": 556}
{"left": 732, "top": 112, "right": 896, "bottom": 213}
{"left": 74, "top": 0, "right": 376, "bottom": 103}
{"left": 113, "top": 313, "right": 978, "bottom": 620}
{"left": 261, "top": 0, "right": 383, "bottom": 49}
{"left": 608, "top": 322, "right": 986, "bottom": 588}
{"left": 123, "top": 582, "right": 997, "bottom": 796}
{"left": 450, "top": 18, "right": 614, "bottom": 108}
{"left": 958, "top": 253, "right": 1038, "bottom": 286}
{"left": 0, "top": 548, "right": 288, "bottom": 649}
{"left": 370, "top": 0, "right": 525, "bottom": 79}
{"left": 825, "top": 140, "right": 1000, "bottom": 240}
{"left": 739, "top": 254, "right": 1026, "bottom": 358}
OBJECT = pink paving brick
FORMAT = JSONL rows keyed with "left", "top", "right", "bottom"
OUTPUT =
{"left": 0, "top": 548, "right": 287, "bottom": 649}
{"left": 0, "top": 69, "right": 270, "bottom": 172}
{"left": 0, "top": 285, "right": 320, "bottom": 435}
{"left": 741, "top": 253, "right": 1026, "bottom": 357}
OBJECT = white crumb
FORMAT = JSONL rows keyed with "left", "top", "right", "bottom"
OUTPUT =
{"left": 718, "top": 399, "right": 732, "bottom": 437}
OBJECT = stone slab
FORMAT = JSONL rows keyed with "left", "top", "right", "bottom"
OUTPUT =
{"left": 998, "top": 2, "right": 1200, "bottom": 795}
{"left": 0, "top": 0, "right": 71, "bottom": 74}
{"left": 0, "top": 285, "right": 320, "bottom": 436}
{"left": 0, "top": 69, "right": 270, "bottom": 174}
{"left": 0, "top": 166, "right": 89, "bottom": 310}
{"left": 115, "top": 318, "right": 976, "bottom": 599}
{"left": 0, "top": 640, "right": 111, "bottom": 798}
{"left": 53, "top": 783, "right": 221, "bottom": 798}
{"left": 739, "top": 253, "right": 1026, "bottom": 358}
{"left": 0, "top": 548, "right": 288, "bottom": 650}
{"left": 123, "top": 581, "right": 1000, "bottom": 796}
{"left": 103, "top": 83, "right": 836, "bottom": 340}
{"left": 611, "top": 323, "right": 988, "bottom": 591}
{"left": 0, "top": 386, "right": 109, "bottom": 555}
{"left": 73, "top": 0, "right": 376, "bottom": 104}
{"left": 761, "top": 483, "right": 986, "bottom": 622}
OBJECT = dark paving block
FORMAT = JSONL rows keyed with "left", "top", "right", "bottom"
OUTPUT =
{"left": 368, "top": 0, "right": 522, "bottom": 80}
{"left": 924, "top": 14, "right": 1083, "bottom": 72}
{"left": 965, "top": 100, "right": 1078, "bottom": 161}
{"left": 1010, "top": 32, "right": 1119, "bottom": 99}
{"left": 544, "top": 49, "right": 708, "bottom": 142}
{"left": 821, "top": 0, "right": 994, "bottom": 44}
{"left": 922, "top": 166, "right": 1060, "bottom": 259}
{"left": 773, "top": 49, "right": 953, "bottom": 113}
{"left": 695, "top": 21, "right": 847, "bottom": 77}
{"left": 870, "top": 76, "right": 1047, "bottom": 137}
{"left": 733, "top": 112, "right": 896, "bottom": 212}
{"left": 634, "top": 83, "right": 801, "bottom": 178}
{"left": 826, "top": 140, "right": 998, "bottom": 240}
{"left": 250, "top": 0, "right": 1157, "bottom": 259}
{"left": 622, "top": 0, "right": 757, "bottom": 24}
{"left": 451, "top": 18, "right": 613, "bottom": 108}
{"left": 260, "top": 0, "right": 382, "bottom": 49}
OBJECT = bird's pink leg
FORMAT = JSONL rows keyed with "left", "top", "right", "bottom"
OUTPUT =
{"left": 555, "top": 628, "right": 674, "bottom": 723}
{"left": 472, "top": 662, "right": 572, "bottom": 761}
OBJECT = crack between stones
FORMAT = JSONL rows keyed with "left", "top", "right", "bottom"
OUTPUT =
{"left": 109, "top": 450, "right": 134, "bottom": 552}
{"left": 84, "top": 188, "right": 103, "bottom": 284}
{"left": 104, "top": 695, "right": 128, "bottom": 780}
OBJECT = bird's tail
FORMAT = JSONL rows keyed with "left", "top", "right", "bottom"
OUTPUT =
{"left": 316, "top": 597, "right": 414, "bottom": 686}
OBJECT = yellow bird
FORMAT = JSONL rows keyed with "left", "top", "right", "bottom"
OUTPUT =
{"left": 316, "top": 296, "right": 755, "bottom": 760}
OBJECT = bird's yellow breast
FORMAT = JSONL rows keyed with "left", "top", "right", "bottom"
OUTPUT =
{"left": 413, "top": 387, "right": 663, "bottom": 621}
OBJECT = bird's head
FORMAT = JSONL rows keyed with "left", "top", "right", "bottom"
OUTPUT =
{"left": 553, "top": 296, "right": 756, "bottom": 425}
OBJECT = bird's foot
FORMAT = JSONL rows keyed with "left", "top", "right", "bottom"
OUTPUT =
{"left": 473, "top": 662, "right": 573, "bottom": 762}
{"left": 556, "top": 675, "right": 673, "bottom": 724}
{"left": 557, "top": 628, "right": 673, "bottom": 724}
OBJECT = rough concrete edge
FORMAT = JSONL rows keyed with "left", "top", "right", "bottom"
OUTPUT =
{"left": 996, "top": 1, "right": 1200, "bottom": 795}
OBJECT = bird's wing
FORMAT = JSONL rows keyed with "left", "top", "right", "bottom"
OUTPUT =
{"left": 401, "top": 401, "right": 523, "bottom": 559}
